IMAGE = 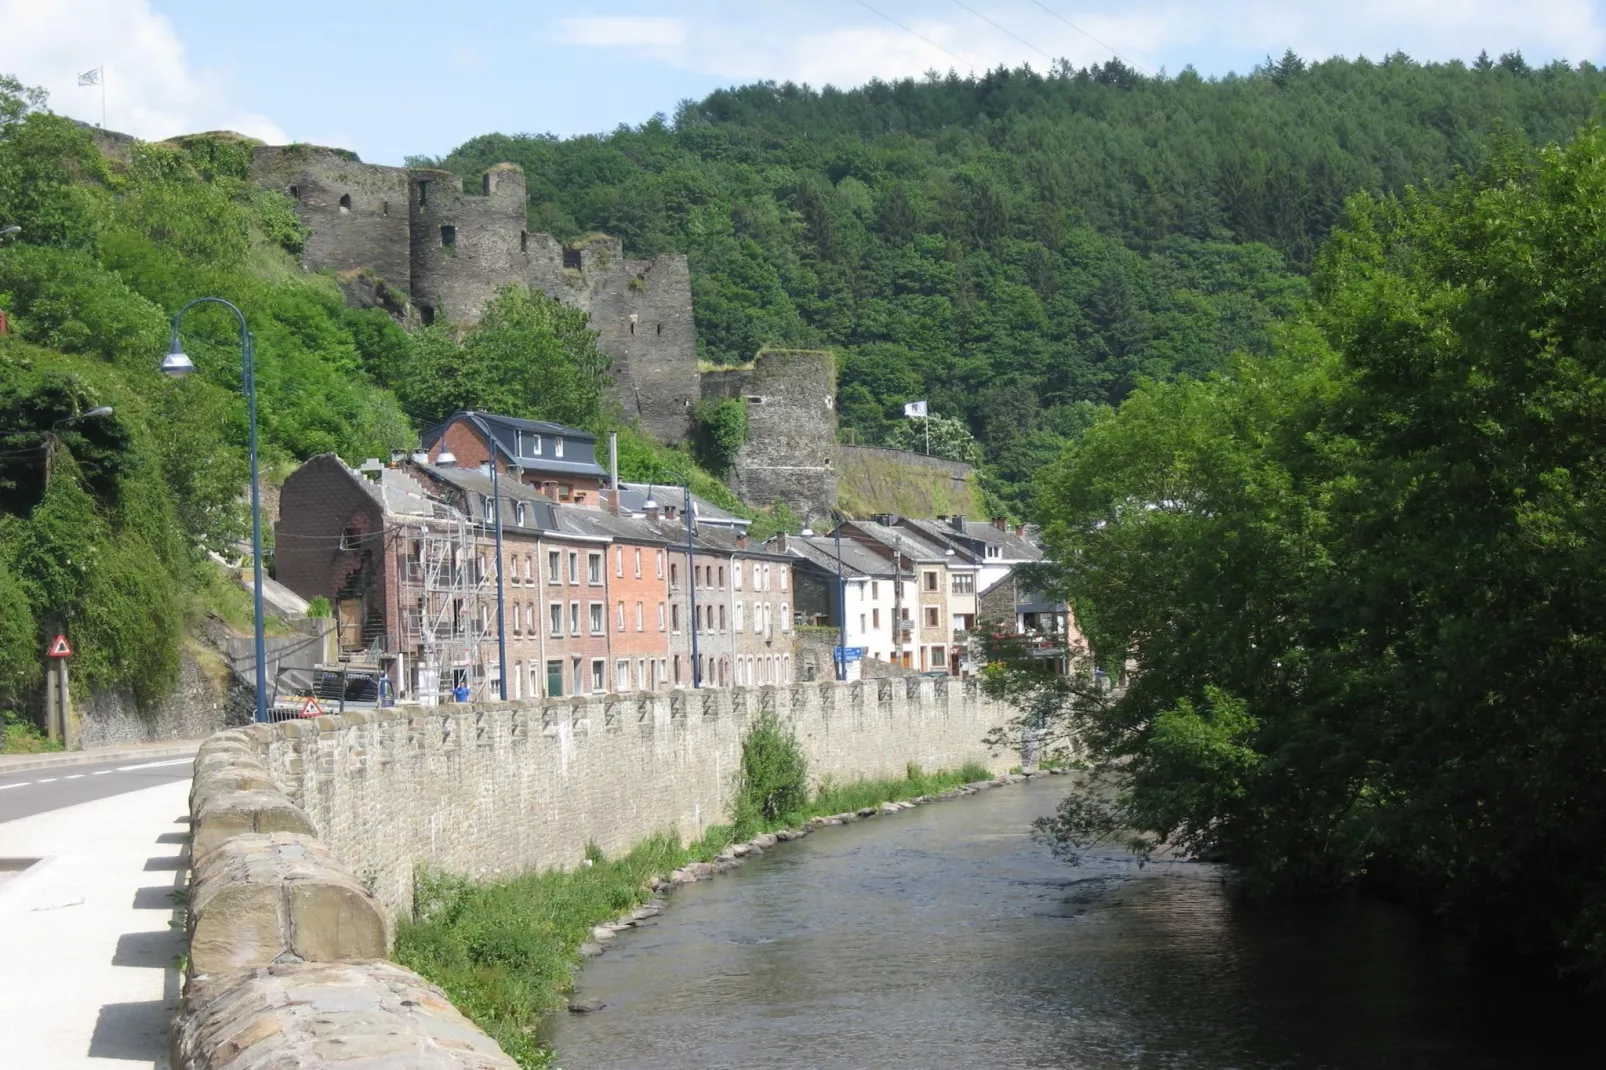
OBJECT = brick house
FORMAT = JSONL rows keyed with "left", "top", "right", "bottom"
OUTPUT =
{"left": 420, "top": 411, "right": 610, "bottom": 507}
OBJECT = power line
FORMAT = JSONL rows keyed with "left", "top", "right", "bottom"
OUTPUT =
{"left": 1027, "top": 0, "right": 1149, "bottom": 76}
{"left": 949, "top": 0, "right": 1054, "bottom": 64}
{"left": 853, "top": 0, "right": 978, "bottom": 73}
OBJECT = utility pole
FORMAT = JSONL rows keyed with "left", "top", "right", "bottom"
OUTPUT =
{"left": 488, "top": 437, "right": 509, "bottom": 701}
{"left": 684, "top": 484, "right": 701, "bottom": 687}
{"left": 833, "top": 516, "right": 847, "bottom": 681}
{"left": 892, "top": 532, "right": 905, "bottom": 668}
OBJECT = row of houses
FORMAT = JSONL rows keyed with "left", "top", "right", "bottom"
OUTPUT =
{"left": 272, "top": 410, "right": 1076, "bottom": 704}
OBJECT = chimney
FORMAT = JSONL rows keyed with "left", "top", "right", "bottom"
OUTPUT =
{"left": 872, "top": 512, "right": 895, "bottom": 526}
{"left": 991, "top": 517, "right": 1007, "bottom": 532}
{"left": 1015, "top": 524, "right": 1026, "bottom": 538}
{"left": 608, "top": 432, "right": 620, "bottom": 516}
{"left": 738, "top": 532, "right": 751, "bottom": 550}
{"left": 948, "top": 515, "right": 966, "bottom": 533}
{"left": 644, "top": 502, "right": 660, "bottom": 523}
{"left": 410, "top": 451, "right": 429, "bottom": 465}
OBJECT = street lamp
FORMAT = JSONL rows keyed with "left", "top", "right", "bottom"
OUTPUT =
{"left": 481, "top": 431, "right": 510, "bottom": 701}
{"left": 0, "top": 225, "right": 20, "bottom": 243}
{"left": 162, "top": 297, "right": 268, "bottom": 724}
{"left": 684, "top": 484, "right": 700, "bottom": 688}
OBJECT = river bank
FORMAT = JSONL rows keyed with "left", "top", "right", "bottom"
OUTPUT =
{"left": 395, "top": 759, "right": 1008, "bottom": 1068}
{"left": 551, "top": 776, "right": 1599, "bottom": 1070}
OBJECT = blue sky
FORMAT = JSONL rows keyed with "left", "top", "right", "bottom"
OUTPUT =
{"left": 5, "top": 1, "right": 1604, "bottom": 164}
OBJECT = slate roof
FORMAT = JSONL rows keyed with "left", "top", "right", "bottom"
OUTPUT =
{"left": 419, "top": 411, "right": 608, "bottom": 479}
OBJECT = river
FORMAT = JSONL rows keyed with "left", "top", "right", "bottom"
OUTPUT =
{"left": 550, "top": 777, "right": 1596, "bottom": 1069}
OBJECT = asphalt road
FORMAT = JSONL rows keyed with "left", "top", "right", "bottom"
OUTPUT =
{"left": 0, "top": 756, "right": 194, "bottom": 824}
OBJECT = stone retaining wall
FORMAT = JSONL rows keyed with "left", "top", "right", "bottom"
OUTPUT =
{"left": 176, "top": 679, "right": 1012, "bottom": 1067}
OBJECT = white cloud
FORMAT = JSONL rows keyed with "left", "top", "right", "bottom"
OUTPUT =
{"left": 552, "top": 16, "right": 688, "bottom": 50}
{"left": 0, "top": 0, "right": 288, "bottom": 143}
{"left": 546, "top": 1, "right": 1604, "bottom": 89}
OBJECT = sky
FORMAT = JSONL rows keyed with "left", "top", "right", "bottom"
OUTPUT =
{"left": 3, "top": 0, "right": 1603, "bottom": 165}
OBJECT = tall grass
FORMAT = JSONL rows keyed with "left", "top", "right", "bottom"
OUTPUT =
{"left": 395, "top": 733, "right": 999, "bottom": 1068}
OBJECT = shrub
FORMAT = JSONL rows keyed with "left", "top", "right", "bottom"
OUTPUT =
{"left": 731, "top": 710, "right": 808, "bottom": 838}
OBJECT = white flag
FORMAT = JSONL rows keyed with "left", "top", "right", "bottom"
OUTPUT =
{"left": 77, "top": 67, "right": 102, "bottom": 86}
{"left": 903, "top": 400, "right": 928, "bottom": 418}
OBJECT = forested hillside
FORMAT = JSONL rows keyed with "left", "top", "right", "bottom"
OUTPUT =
{"left": 421, "top": 52, "right": 1606, "bottom": 510}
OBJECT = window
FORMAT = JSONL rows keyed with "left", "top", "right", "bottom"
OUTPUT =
{"left": 569, "top": 552, "right": 579, "bottom": 584}
{"left": 780, "top": 569, "right": 788, "bottom": 592}
{"left": 781, "top": 602, "right": 790, "bottom": 632}
{"left": 440, "top": 224, "right": 456, "bottom": 248}
{"left": 860, "top": 613, "right": 867, "bottom": 633}
{"left": 695, "top": 565, "right": 703, "bottom": 588}
{"left": 617, "top": 601, "right": 626, "bottom": 632}
{"left": 524, "top": 556, "right": 533, "bottom": 585}
{"left": 512, "top": 608, "right": 521, "bottom": 635}
{"left": 416, "top": 180, "right": 428, "bottom": 206}
{"left": 511, "top": 661, "right": 521, "bottom": 699}
{"left": 633, "top": 549, "right": 642, "bottom": 577}
{"left": 925, "top": 607, "right": 940, "bottom": 628}
{"left": 548, "top": 551, "right": 561, "bottom": 584}
{"left": 572, "top": 657, "right": 583, "bottom": 694}
{"left": 734, "top": 563, "right": 743, "bottom": 590}
{"left": 530, "top": 663, "right": 540, "bottom": 699}
{"left": 615, "top": 548, "right": 624, "bottom": 577}
{"left": 554, "top": 438, "right": 565, "bottom": 458}
{"left": 873, "top": 608, "right": 882, "bottom": 629}
{"left": 508, "top": 554, "right": 520, "bottom": 586}
{"left": 636, "top": 658, "right": 647, "bottom": 690}
{"left": 933, "top": 645, "right": 947, "bottom": 667}
{"left": 656, "top": 551, "right": 664, "bottom": 578}
{"left": 546, "top": 660, "right": 563, "bottom": 697}
{"left": 718, "top": 605, "right": 726, "bottom": 631}
{"left": 658, "top": 602, "right": 666, "bottom": 631}
{"left": 735, "top": 602, "right": 744, "bottom": 633}
{"left": 588, "top": 553, "right": 602, "bottom": 584}
{"left": 951, "top": 573, "right": 974, "bottom": 595}
{"left": 589, "top": 603, "right": 604, "bottom": 635}
{"left": 289, "top": 184, "right": 300, "bottom": 200}
{"left": 986, "top": 545, "right": 1001, "bottom": 560}
{"left": 872, "top": 581, "right": 880, "bottom": 599}
{"left": 670, "top": 562, "right": 679, "bottom": 586}
{"left": 569, "top": 602, "right": 580, "bottom": 636}
{"left": 519, "top": 430, "right": 542, "bottom": 457}
{"left": 550, "top": 603, "right": 563, "bottom": 637}
{"left": 673, "top": 655, "right": 682, "bottom": 685}
{"left": 718, "top": 566, "right": 726, "bottom": 587}
{"left": 924, "top": 570, "right": 938, "bottom": 592}
{"left": 337, "top": 193, "right": 353, "bottom": 214}
{"left": 484, "top": 497, "right": 495, "bottom": 524}
{"left": 526, "top": 604, "right": 535, "bottom": 634}
{"left": 514, "top": 502, "right": 526, "bottom": 527}
{"left": 340, "top": 526, "right": 362, "bottom": 550}
{"left": 671, "top": 604, "right": 681, "bottom": 632}
{"left": 617, "top": 660, "right": 630, "bottom": 691}
{"left": 636, "top": 602, "right": 644, "bottom": 631}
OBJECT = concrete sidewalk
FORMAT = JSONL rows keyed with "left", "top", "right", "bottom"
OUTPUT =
{"left": 0, "top": 738, "right": 202, "bottom": 776}
{"left": 0, "top": 777, "right": 189, "bottom": 1068}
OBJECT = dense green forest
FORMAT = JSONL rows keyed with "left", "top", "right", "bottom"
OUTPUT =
{"left": 0, "top": 75, "right": 724, "bottom": 719}
{"left": 421, "top": 51, "right": 1606, "bottom": 510}
{"left": 996, "top": 122, "right": 1606, "bottom": 980}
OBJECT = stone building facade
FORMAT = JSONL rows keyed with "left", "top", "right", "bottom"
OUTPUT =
{"left": 702, "top": 349, "right": 839, "bottom": 520}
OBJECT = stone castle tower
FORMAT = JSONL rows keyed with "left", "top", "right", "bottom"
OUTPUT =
{"left": 248, "top": 145, "right": 700, "bottom": 444}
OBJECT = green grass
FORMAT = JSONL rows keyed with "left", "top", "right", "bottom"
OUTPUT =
{"left": 395, "top": 759, "right": 999, "bottom": 1068}
{"left": 1, "top": 710, "right": 62, "bottom": 754}
{"left": 190, "top": 560, "right": 294, "bottom": 637}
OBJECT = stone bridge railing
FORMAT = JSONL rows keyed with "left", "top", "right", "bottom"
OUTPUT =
{"left": 173, "top": 679, "right": 1011, "bottom": 1068}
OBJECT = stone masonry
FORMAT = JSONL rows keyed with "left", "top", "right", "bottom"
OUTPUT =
{"left": 702, "top": 349, "right": 839, "bottom": 521}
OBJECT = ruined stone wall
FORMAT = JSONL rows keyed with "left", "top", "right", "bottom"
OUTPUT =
{"left": 701, "top": 350, "right": 839, "bottom": 521}
{"left": 526, "top": 236, "right": 698, "bottom": 442}
{"left": 409, "top": 165, "right": 528, "bottom": 326}
{"left": 253, "top": 679, "right": 1010, "bottom": 918}
{"left": 250, "top": 146, "right": 412, "bottom": 292}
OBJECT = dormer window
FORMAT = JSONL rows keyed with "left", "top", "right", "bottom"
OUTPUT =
{"left": 554, "top": 438, "right": 564, "bottom": 458}
{"left": 513, "top": 502, "right": 526, "bottom": 526}
{"left": 985, "top": 545, "right": 1001, "bottom": 559}
{"left": 518, "top": 430, "right": 542, "bottom": 457}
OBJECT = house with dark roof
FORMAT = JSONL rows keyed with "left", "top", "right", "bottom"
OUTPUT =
{"left": 420, "top": 411, "right": 609, "bottom": 507}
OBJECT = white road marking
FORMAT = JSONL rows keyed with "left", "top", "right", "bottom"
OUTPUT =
{"left": 113, "top": 759, "right": 192, "bottom": 772}
{"left": 91, "top": 770, "right": 111, "bottom": 776}
{"left": 0, "top": 783, "right": 24, "bottom": 791}
{"left": 64, "top": 775, "right": 84, "bottom": 780}
{"left": 34, "top": 778, "right": 56, "bottom": 784}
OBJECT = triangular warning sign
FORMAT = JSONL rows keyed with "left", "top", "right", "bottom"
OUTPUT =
{"left": 46, "top": 633, "right": 72, "bottom": 658}
{"left": 299, "top": 697, "right": 323, "bottom": 719}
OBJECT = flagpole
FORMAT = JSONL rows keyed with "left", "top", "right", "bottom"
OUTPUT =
{"left": 101, "top": 65, "right": 106, "bottom": 129}
{"left": 924, "top": 412, "right": 930, "bottom": 456}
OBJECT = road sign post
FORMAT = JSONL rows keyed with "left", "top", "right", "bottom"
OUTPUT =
{"left": 46, "top": 632, "right": 73, "bottom": 748}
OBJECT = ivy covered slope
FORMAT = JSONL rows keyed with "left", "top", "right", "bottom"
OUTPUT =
{"left": 0, "top": 75, "right": 742, "bottom": 715}
{"left": 420, "top": 52, "right": 1606, "bottom": 511}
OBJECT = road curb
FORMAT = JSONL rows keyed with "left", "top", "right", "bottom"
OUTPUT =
{"left": 0, "top": 741, "right": 201, "bottom": 776}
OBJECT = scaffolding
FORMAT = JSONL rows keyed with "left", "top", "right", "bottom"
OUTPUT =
{"left": 395, "top": 501, "right": 496, "bottom": 704}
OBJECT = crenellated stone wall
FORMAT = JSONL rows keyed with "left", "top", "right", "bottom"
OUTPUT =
{"left": 246, "top": 679, "right": 1007, "bottom": 918}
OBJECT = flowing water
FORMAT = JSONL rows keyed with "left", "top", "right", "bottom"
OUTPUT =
{"left": 550, "top": 778, "right": 1596, "bottom": 1069}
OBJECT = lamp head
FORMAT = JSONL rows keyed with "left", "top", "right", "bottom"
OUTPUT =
{"left": 160, "top": 338, "right": 196, "bottom": 379}
{"left": 0, "top": 225, "right": 20, "bottom": 243}
{"left": 83, "top": 406, "right": 114, "bottom": 419}
{"left": 435, "top": 450, "right": 457, "bottom": 467}
{"left": 800, "top": 528, "right": 814, "bottom": 538}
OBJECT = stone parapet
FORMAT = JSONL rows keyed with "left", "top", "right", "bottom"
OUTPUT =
{"left": 188, "top": 831, "right": 386, "bottom": 977}
{"left": 172, "top": 961, "right": 517, "bottom": 1069}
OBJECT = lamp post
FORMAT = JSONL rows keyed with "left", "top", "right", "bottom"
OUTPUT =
{"left": 831, "top": 515, "right": 848, "bottom": 681}
{"left": 161, "top": 297, "right": 268, "bottom": 724}
{"left": 684, "top": 484, "right": 700, "bottom": 688}
{"left": 43, "top": 406, "right": 115, "bottom": 487}
{"left": 485, "top": 435, "right": 510, "bottom": 701}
